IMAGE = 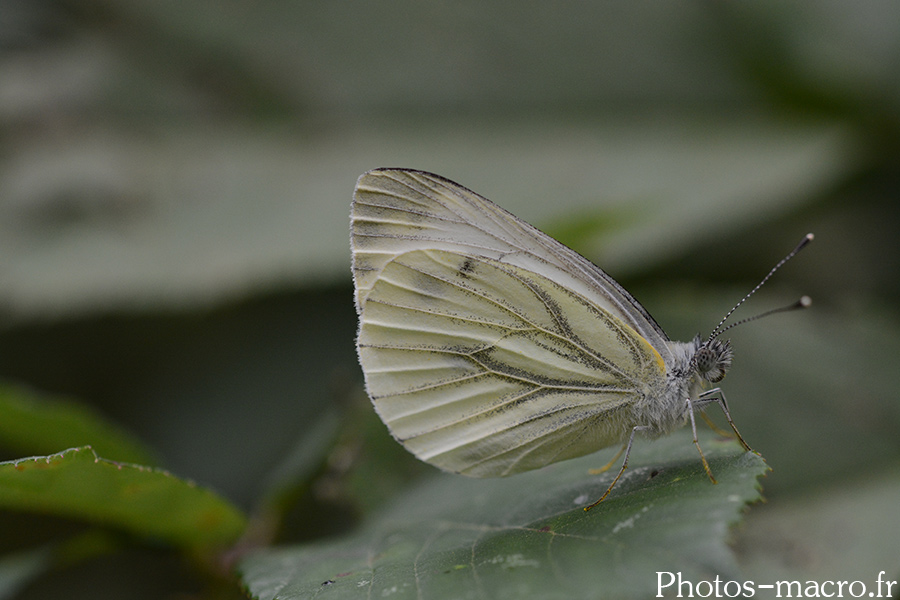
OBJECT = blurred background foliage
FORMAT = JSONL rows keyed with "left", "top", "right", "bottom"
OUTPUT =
{"left": 1, "top": 0, "right": 898, "bottom": 597}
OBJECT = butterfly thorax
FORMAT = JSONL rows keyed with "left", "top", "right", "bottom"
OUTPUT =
{"left": 634, "top": 336, "right": 733, "bottom": 438}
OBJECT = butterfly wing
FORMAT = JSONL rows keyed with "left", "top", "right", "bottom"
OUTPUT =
{"left": 357, "top": 248, "right": 666, "bottom": 476}
{"left": 351, "top": 169, "right": 677, "bottom": 476}
{"left": 351, "top": 168, "right": 672, "bottom": 359}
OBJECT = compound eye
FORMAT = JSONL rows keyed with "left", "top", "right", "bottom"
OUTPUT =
{"left": 694, "top": 347, "right": 714, "bottom": 374}
{"left": 693, "top": 340, "right": 733, "bottom": 383}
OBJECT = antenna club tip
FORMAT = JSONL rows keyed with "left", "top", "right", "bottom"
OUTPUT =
{"left": 799, "top": 295, "right": 812, "bottom": 308}
{"left": 792, "top": 233, "right": 814, "bottom": 253}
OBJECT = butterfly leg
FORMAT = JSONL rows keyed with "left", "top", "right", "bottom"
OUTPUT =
{"left": 588, "top": 442, "right": 627, "bottom": 475}
{"left": 583, "top": 425, "right": 650, "bottom": 511}
{"left": 687, "top": 397, "right": 717, "bottom": 484}
{"left": 697, "top": 388, "right": 753, "bottom": 452}
{"left": 700, "top": 412, "right": 733, "bottom": 438}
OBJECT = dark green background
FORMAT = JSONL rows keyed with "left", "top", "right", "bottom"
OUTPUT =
{"left": 1, "top": 1, "right": 898, "bottom": 597}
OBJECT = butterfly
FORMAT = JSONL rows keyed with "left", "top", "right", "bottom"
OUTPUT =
{"left": 350, "top": 168, "right": 811, "bottom": 510}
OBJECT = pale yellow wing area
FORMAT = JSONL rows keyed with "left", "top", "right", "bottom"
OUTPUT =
{"left": 351, "top": 168, "right": 673, "bottom": 362}
{"left": 357, "top": 248, "right": 666, "bottom": 477}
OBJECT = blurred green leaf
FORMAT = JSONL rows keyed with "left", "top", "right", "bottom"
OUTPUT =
{"left": 0, "top": 447, "right": 246, "bottom": 552}
{"left": 240, "top": 429, "right": 767, "bottom": 600}
{"left": 0, "top": 531, "right": 120, "bottom": 600}
{"left": 736, "top": 468, "right": 900, "bottom": 584}
{"left": 256, "top": 409, "right": 341, "bottom": 513}
{"left": 0, "top": 546, "right": 52, "bottom": 600}
{"left": 0, "top": 382, "right": 158, "bottom": 466}
{"left": 540, "top": 204, "right": 639, "bottom": 256}
{"left": 0, "top": 119, "right": 848, "bottom": 321}
{"left": 334, "top": 395, "right": 435, "bottom": 517}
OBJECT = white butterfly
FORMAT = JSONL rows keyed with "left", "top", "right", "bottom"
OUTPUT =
{"left": 350, "top": 168, "right": 811, "bottom": 510}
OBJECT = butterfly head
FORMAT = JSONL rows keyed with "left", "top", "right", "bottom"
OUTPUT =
{"left": 686, "top": 234, "right": 816, "bottom": 386}
{"left": 692, "top": 338, "right": 733, "bottom": 384}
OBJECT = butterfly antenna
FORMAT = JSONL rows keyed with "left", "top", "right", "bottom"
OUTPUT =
{"left": 714, "top": 296, "right": 812, "bottom": 337}
{"left": 707, "top": 233, "right": 814, "bottom": 343}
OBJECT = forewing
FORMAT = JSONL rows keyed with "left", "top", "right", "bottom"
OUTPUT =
{"left": 357, "top": 249, "right": 666, "bottom": 477}
{"left": 351, "top": 168, "right": 672, "bottom": 358}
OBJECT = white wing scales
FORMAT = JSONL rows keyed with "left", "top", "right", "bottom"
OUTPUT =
{"left": 356, "top": 247, "right": 667, "bottom": 476}
{"left": 352, "top": 169, "right": 672, "bottom": 358}
{"left": 351, "top": 168, "right": 675, "bottom": 477}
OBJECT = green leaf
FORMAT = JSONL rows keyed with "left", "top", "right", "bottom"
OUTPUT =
{"left": 0, "top": 447, "right": 246, "bottom": 552}
{"left": 0, "top": 546, "right": 53, "bottom": 600}
{"left": 736, "top": 468, "right": 900, "bottom": 584}
{"left": 0, "top": 382, "right": 157, "bottom": 466}
{"left": 2, "top": 118, "right": 846, "bottom": 321}
{"left": 0, "top": 531, "right": 128, "bottom": 600}
{"left": 239, "top": 429, "right": 768, "bottom": 600}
